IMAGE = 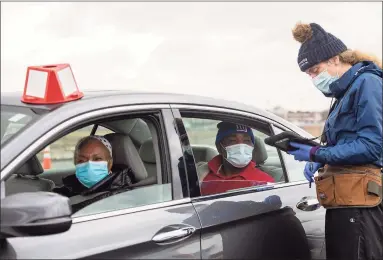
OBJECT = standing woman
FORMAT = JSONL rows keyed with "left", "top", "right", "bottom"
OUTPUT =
{"left": 287, "top": 22, "right": 383, "bottom": 260}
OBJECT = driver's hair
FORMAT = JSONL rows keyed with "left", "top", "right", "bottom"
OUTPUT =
{"left": 73, "top": 136, "right": 113, "bottom": 163}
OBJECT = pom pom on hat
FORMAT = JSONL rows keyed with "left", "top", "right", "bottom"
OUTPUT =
{"left": 292, "top": 22, "right": 313, "bottom": 43}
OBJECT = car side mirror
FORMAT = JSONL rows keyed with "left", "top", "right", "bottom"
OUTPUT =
{"left": 296, "top": 196, "right": 321, "bottom": 211}
{"left": 1, "top": 192, "right": 72, "bottom": 238}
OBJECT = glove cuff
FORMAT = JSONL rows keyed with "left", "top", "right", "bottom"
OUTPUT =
{"left": 309, "top": 146, "right": 321, "bottom": 162}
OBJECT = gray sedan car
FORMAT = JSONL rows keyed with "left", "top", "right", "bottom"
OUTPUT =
{"left": 0, "top": 91, "right": 326, "bottom": 259}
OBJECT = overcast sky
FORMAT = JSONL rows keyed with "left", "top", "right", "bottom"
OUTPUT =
{"left": 1, "top": 2, "right": 382, "bottom": 111}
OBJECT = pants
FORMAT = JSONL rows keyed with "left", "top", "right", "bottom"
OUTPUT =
{"left": 325, "top": 201, "right": 383, "bottom": 260}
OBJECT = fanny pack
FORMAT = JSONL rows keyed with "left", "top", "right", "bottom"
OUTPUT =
{"left": 314, "top": 164, "right": 382, "bottom": 209}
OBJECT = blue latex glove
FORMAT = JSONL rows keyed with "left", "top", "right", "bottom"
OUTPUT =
{"left": 287, "top": 142, "right": 313, "bottom": 162}
{"left": 304, "top": 162, "right": 323, "bottom": 183}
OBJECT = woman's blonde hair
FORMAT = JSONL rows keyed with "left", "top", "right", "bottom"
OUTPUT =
{"left": 339, "top": 49, "right": 382, "bottom": 69}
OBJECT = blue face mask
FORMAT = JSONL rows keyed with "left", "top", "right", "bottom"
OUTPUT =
{"left": 312, "top": 69, "right": 338, "bottom": 95}
{"left": 224, "top": 143, "right": 254, "bottom": 168}
{"left": 75, "top": 161, "right": 109, "bottom": 188}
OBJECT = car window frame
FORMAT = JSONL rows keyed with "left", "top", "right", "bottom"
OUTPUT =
{"left": 172, "top": 106, "right": 287, "bottom": 196}
{"left": 175, "top": 109, "right": 286, "bottom": 183}
{"left": 1, "top": 105, "right": 163, "bottom": 179}
{"left": 1, "top": 104, "right": 193, "bottom": 223}
{"left": 170, "top": 104, "right": 309, "bottom": 201}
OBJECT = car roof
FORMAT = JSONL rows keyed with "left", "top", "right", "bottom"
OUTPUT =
{"left": 1, "top": 89, "right": 276, "bottom": 118}
{"left": 1, "top": 90, "right": 129, "bottom": 111}
{"left": 1, "top": 89, "right": 304, "bottom": 137}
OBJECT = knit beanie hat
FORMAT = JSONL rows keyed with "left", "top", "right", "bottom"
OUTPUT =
{"left": 215, "top": 122, "right": 255, "bottom": 145}
{"left": 292, "top": 22, "right": 348, "bottom": 71}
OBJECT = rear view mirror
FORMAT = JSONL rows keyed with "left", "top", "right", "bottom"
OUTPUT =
{"left": 1, "top": 192, "right": 72, "bottom": 238}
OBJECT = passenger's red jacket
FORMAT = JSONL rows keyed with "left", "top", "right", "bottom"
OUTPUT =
{"left": 201, "top": 155, "right": 274, "bottom": 196}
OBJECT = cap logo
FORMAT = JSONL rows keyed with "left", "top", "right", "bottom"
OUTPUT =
{"left": 236, "top": 124, "right": 248, "bottom": 132}
{"left": 298, "top": 58, "right": 309, "bottom": 69}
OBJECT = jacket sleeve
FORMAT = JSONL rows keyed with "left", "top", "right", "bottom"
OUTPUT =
{"left": 314, "top": 75, "right": 382, "bottom": 165}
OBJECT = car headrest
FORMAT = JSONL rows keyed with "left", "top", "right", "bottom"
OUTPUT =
{"left": 104, "top": 133, "right": 148, "bottom": 181}
{"left": 191, "top": 145, "right": 219, "bottom": 163}
{"left": 139, "top": 139, "right": 156, "bottom": 164}
{"left": 253, "top": 136, "right": 268, "bottom": 164}
{"left": 15, "top": 156, "right": 44, "bottom": 176}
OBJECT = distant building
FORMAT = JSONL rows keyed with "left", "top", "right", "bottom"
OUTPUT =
{"left": 268, "top": 106, "right": 287, "bottom": 119}
{"left": 267, "top": 106, "right": 326, "bottom": 136}
{"left": 286, "top": 110, "right": 323, "bottom": 126}
{"left": 269, "top": 106, "right": 324, "bottom": 126}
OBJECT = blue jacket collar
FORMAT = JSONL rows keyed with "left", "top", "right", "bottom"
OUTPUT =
{"left": 328, "top": 61, "right": 382, "bottom": 99}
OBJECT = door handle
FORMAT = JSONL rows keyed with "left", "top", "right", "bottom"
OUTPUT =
{"left": 152, "top": 226, "right": 196, "bottom": 243}
{"left": 296, "top": 196, "right": 321, "bottom": 211}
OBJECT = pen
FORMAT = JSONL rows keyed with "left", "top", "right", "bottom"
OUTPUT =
{"left": 309, "top": 163, "right": 313, "bottom": 188}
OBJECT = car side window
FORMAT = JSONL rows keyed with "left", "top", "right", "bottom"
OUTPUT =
{"left": 272, "top": 125, "right": 306, "bottom": 182}
{"left": 37, "top": 125, "right": 115, "bottom": 173}
{"left": 1, "top": 107, "right": 35, "bottom": 144}
{"left": 6, "top": 115, "right": 174, "bottom": 218}
{"left": 182, "top": 116, "right": 286, "bottom": 197}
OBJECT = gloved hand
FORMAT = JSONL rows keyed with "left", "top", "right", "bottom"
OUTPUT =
{"left": 287, "top": 142, "right": 313, "bottom": 162}
{"left": 304, "top": 162, "right": 323, "bottom": 183}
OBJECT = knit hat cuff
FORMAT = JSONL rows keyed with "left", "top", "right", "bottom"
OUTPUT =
{"left": 298, "top": 39, "right": 347, "bottom": 71}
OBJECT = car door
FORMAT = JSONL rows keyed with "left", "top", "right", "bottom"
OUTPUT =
{"left": 270, "top": 123, "right": 326, "bottom": 260}
{"left": 170, "top": 105, "right": 325, "bottom": 260}
{"left": 0, "top": 107, "right": 202, "bottom": 259}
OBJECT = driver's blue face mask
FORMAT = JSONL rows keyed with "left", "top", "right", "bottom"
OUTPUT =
{"left": 75, "top": 161, "right": 109, "bottom": 188}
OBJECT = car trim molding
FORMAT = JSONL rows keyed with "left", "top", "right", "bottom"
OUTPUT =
{"left": 170, "top": 104, "right": 290, "bottom": 130}
{"left": 191, "top": 180, "right": 309, "bottom": 202}
{"left": 170, "top": 104, "right": 313, "bottom": 138}
{"left": 1, "top": 104, "right": 170, "bottom": 180}
{"left": 72, "top": 198, "right": 192, "bottom": 223}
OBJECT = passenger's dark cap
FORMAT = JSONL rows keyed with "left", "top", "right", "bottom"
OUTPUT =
{"left": 215, "top": 122, "right": 255, "bottom": 144}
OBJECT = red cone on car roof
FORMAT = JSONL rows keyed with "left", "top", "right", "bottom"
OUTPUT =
{"left": 21, "top": 63, "right": 84, "bottom": 104}
{"left": 42, "top": 146, "right": 52, "bottom": 170}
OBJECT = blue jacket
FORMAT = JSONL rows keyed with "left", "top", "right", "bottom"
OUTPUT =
{"left": 315, "top": 61, "right": 383, "bottom": 167}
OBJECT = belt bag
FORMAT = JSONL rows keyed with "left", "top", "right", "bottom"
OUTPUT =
{"left": 314, "top": 165, "right": 382, "bottom": 209}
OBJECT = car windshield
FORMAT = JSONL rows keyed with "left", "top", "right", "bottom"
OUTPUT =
{"left": 1, "top": 105, "right": 39, "bottom": 145}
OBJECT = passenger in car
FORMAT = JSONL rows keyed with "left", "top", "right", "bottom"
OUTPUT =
{"left": 200, "top": 122, "right": 274, "bottom": 196}
{"left": 53, "top": 135, "right": 137, "bottom": 209}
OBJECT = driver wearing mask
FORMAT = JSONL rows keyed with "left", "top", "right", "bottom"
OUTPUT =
{"left": 53, "top": 135, "right": 136, "bottom": 212}
{"left": 201, "top": 122, "right": 274, "bottom": 195}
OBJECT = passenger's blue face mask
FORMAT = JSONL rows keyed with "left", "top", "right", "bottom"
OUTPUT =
{"left": 75, "top": 161, "right": 109, "bottom": 188}
{"left": 312, "top": 69, "right": 339, "bottom": 95}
